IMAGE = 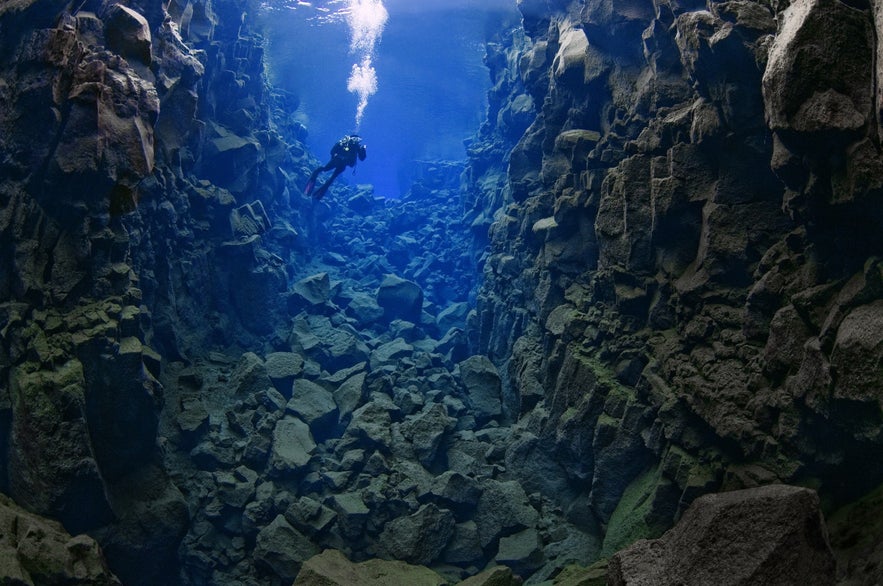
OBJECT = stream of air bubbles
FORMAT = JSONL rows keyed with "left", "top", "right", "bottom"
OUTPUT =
{"left": 345, "top": 0, "right": 387, "bottom": 129}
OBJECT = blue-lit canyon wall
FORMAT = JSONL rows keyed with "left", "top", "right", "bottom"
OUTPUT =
{"left": 471, "top": 0, "right": 883, "bottom": 537}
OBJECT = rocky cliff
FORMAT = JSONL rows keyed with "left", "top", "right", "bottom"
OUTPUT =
{"left": 0, "top": 0, "right": 881, "bottom": 584}
{"left": 0, "top": 0, "right": 311, "bottom": 582}
{"left": 472, "top": 0, "right": 883, "bottom": 563}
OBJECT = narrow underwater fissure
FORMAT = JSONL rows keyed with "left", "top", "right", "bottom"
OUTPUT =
{"left": 146, "top": 5, "right": 585, "bottom": 583}
{"left": 1, "top": 0, "right": 883, "bottom": 585}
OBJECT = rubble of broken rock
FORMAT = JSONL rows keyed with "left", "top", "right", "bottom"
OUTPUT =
{"left": 157, "top": 169, "right": 598, "bottom": 585}
{"left": 163, "top": 336, "right": 597, "bottom": 585}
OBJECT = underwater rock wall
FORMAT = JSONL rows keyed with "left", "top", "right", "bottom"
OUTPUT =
{"left": 472, "top": 0, "right": 883, "bottom": 557}
{"left": 0, "top": 0, "right": 297, "bottom": 583}
{"left": 0, "top": 2, "right": 198, "bottom": 584}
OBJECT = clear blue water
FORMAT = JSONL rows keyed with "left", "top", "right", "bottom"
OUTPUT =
{"left": 258, "top": 0, "right": 518, "bottom": 197}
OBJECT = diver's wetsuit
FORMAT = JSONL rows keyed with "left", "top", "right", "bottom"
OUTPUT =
{"left": 305, "top": 135, "right": 367, "bottom": 200}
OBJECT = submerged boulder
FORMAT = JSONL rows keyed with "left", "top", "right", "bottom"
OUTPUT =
{"left": 0, "top": 493, "right": 121, "bottom": 585}
{"left": 292, "top": 272, "right": 332, "bottom": 306}
{"left": 269, "top": 416, "right": 317, "bottom": 475}
{"left": 400, "top": 403, "right": 457, "bottom": 468}
{"left": 265, "top": 352, "right": 305, "bottom": 398}
{"left": 370, "top": 337, "right": 414, "bottom": 371}
{"left": 230, "top": 352, "right": 270, "bottom": 395}
{"left": 458, "top": 355, "right": 503, "bottom": 423}
{"left": 104, "top": 4, "right": 152, "bottom": 65}
{"left": 287, "top": 379, "right": 339, "bottom": 439}
{"left": 475, "top": 480, "right": 539, "bottom": 549}
{"left": 377, "top": 504, "right": 456, "bottom": 566}
{"left": 608, "top": 485, "right": 836, "bottom": 586}
{"left": 254, "top": 514, "right": 320, "bottom": 581}
{"left": 376, "top": 274, "right": 424, "bottom": 321}
{"left": 346, "top": 291, "right": 385, "bottom": 326}
{"left": 437, "top": 301, "right": 470, "bottom": 333}
{"left": 293, "top": 549, "right": 447, "bottom": 585}
{"left": 496, "top": 527, "right": 545, "bottom": 577}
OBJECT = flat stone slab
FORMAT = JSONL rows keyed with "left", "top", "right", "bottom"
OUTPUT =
{"left": 293, "top": 549, "right": 446, "bottom": 586}
{"left": 269, "top": 416, "right": 316, "bottom": 475}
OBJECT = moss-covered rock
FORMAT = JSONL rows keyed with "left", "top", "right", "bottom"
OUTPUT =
{"left": 0, "top": 493, "right": 121, "bottom": 585}
{"left": 293, "top": 549, "right": 447, "bottom": 586}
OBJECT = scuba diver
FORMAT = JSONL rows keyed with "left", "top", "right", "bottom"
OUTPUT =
{"left": 304, "top": 134, "right": 367, "bottom": 200}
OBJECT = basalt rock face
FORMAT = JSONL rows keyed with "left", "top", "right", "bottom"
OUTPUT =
{"left": 472, "top": 0, "right": 883, "bottom": 561}
{"left": 461, "top": 16, "right": 535, "bottom": 283}
{"left": 0, "top": 1, "right": 285, "bottom": 584}
{"left": 0, "top": 3, "right": 190, "bottom": 584}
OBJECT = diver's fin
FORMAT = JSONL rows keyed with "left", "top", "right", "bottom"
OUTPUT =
{"left": 304, "top": 179, "right": 315, "bottom": 195}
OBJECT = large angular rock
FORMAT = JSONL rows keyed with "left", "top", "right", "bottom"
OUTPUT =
{"left": 333, "top": 371, "right": 367, "bottom": 421}
{"left": 763, "top": 0, "right": 872, "bottom": 134}
{"left": 442, "top": 520, "right": 484, "bottom": 566}
{"left": 175, "top": 395, "right": 209, "bottom": 444}
{"left": 608, "top": 485, "right": 836, "bottom": 586}
{"left": 328, "top": 492, "right": 370, "bottom": 540}
{"left": 319, "top": 326, "right": 370, "bottom": 372}
{"left": 437, "top": 301, "right": 470, "bottom": 333}
{"left": 294, "top": 549, "right": 447, "bottom": 585}
{"left": 376, "top": 274, "right": 424, "bottom": 321}
{"left": 346, "top": 291, "right": 385, "bottom": 326}
{"left": 295, "top": 316, "right": 370, "bottom": 371}
{"left": 345, "top": 400, "right": 395, "bottom": 451}
{"left": 553, "top": 24, "right": 603, "bottom": 84}
{"left": 425, "top": 471, "right": 482, "bottom": 514}
{"left": 214, "top": 466, "right": 257, "bottom": 509}
{"left": 400, "top": 403, "right": 457, "bottom": 467}
{"left": 0, "top": 493, "right": 121, "bottom": 585}
{"left": 7, "top": 360, "right": 114, "bottom": 533}
{"left": 435, "top": 327, "right": 470, "bottom": 367}
{"left": 475, "top": 480, "right": 539, "bottom": 549}
{"left": 830, "top": 300, "right": 883, "bottom": 408}
{"left": 377, "top": 504, "right": 456, "bottom": 566}
{"left": 265, "top": 352, "right": 304, "bottom": 398}
{"left": 285, "top": 496, "right": 337, "bottom": 537}
{"left": 370, "top": 338, "right": 414, "bottom": 371}
{"left": 254, "top": 514, "right": 320, "bottom": 581}
{"left": 90, "top": 464, "right": 189, "bottom": 586}
{"left": 201, "top": 123, "right": 261, "bottom": 192}
{"left": 287, "top": 379, "right": 340, "bottom": 440}
{"left": 77, "top": 336, "right": 162, "bottom": 482}
{"left": 269, "top": 416, "right": 317, "bottom": 475}
{"left": 229, "top": 201, "right": 271, "bottom": 239}
{"left": 292, "top": 272, "right": 331, "bottom": 306}
{"left": 504, "top": 432, "right": 573, "bottom": 502}
{"left": 230, "top": 352, "right": 270, "bottom": 395}
{"left": 458, "top": 355, "right": 503, "bottom": 422}
{"left": 104, "top": 5, "right": 152, "bottom": 65}
{"left": 496, "top": 527, "right": 544, "bottom": 577}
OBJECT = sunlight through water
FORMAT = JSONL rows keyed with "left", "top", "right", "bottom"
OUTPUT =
{"left": 258, "top": 0, "right": 518, "bottom": 196}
